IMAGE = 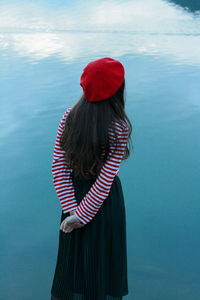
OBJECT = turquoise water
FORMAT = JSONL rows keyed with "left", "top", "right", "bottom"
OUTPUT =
{"left": 0, "top": 1, "right": 200, "bottom": 299}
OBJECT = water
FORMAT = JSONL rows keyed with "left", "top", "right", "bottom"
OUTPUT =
{"left": 0, "top": 1, "right": 200, "bottom": 299}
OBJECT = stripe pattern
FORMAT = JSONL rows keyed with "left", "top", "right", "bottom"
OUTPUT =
{"left": 51, "top": 108, "right": 78, "bottom": 214}
{"left": 52, "top": 107, "right": 129, "bottom": 224}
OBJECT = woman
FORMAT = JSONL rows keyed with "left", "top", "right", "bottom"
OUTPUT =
{"left": 50, "top": 57, "right": 133, "bottom": 300}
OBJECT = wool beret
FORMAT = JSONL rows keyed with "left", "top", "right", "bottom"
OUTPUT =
{"left": 80, "top": 57, "right": 125, "bottom": 102}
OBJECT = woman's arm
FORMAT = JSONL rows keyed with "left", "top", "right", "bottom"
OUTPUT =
{"left": 74, "top": 123, "right": 129, "bottom": 224}
{"left": 51, "top": 108, "right": 78, "bottom": 214}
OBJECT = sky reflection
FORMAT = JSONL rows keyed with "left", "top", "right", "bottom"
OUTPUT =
{"left": 0, "top": 0, "right": 200, "bottom": 65}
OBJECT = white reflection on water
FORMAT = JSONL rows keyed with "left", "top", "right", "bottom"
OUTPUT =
{"left": 0, "top": 0, "right": 200, "bottom": 64}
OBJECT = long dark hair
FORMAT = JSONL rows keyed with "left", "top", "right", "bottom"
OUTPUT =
{"left": 60, "top": 80, "right": 133, "bottom": 180}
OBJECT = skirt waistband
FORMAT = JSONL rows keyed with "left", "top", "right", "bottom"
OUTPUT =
{"left": 71, "top": 170, "right": 119, "bottom": 183}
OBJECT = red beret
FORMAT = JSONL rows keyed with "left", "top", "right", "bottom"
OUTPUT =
{"left": 80, "top": 57, "right": 125, "bottom": 102}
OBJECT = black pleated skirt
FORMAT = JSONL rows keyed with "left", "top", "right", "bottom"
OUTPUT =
{"left": 50, "top": 172, "right": 129, "bottom": 300}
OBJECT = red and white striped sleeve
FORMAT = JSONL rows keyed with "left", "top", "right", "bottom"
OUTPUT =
{"left": 51, "top": 107, "right": 78, "bottom": 214}
{"left": 74, "top": 122, "right": 129, "bottom": 224}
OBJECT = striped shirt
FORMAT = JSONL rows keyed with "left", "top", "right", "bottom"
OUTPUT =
{"left": 52, "top": 107, "right": 129, "bottom": 224}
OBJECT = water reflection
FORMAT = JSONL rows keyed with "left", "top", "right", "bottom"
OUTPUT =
{"left": 0, "top": 0, "right": 200, "bottom": 65}
{"left": 168, "top": 0, "right": 200, "bottom": 13}
{"left": 1, "top": 1, "right": 200, "bottom": 300}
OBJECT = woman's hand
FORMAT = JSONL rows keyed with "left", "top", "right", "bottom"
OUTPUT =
{"left": 60, "top": 213, "right": 85, "bottom": 233}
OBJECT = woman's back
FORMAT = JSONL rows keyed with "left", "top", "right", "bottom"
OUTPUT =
{"left": 50, "top": 57, "right": 131, "bottom": 300}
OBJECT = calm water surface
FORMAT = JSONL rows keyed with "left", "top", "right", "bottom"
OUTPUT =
{"left": 0, "top": 1, "right": 200, "bottom": 299}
